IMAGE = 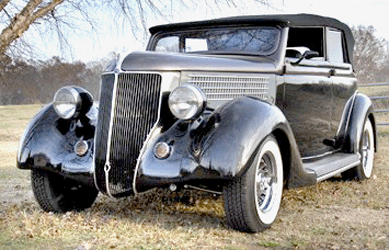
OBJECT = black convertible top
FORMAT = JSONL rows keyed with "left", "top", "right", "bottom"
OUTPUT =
{"left": 150, "top": 13, "right": 354, "bottom": 63}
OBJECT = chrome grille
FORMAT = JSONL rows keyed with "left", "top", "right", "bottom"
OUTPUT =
{"left": 188, "top": 75, "right": 269, "bottom": 108}
{"left": 95, "top": 73, "right": 161, "bottom": 197}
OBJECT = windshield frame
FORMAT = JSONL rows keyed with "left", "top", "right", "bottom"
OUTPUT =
{"left": 147, "top": 25, "right": 282, "bottom": 57}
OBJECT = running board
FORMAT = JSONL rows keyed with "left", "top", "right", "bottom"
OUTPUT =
{"left": 303, "top": 153, "right": 360, "bottom": 182}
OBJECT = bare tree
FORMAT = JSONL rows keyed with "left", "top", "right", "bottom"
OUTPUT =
{"left": 352, "top": 25, "right": 388, "bottom": 83}
{"left": 0, "top": 55, "right": 100, "bottom": 104}
{"left": 0, "top": 0, "right": 278, "bottom": 105}
{"left": 0, "top": 0, "right": 275, "bottom": 59}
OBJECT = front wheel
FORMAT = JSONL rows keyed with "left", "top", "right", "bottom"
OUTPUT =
{"left": 223, "top": 135, "right": 283, "bottom": 232}
{"left": 31, "top": 169, "right": 98, "bottom": 213}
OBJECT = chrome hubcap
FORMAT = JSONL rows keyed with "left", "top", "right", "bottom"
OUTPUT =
{"left": 361, "top": 125, "right": 374, "bottom": 177}
{"left": 362, "top": 130, "right": 370, "bottom": 170}
{"left": 256, "top": 153, "right": 277, "bottom": 213}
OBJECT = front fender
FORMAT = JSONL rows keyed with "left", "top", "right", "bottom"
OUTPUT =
{"left": 198, "top": 97, "right": 290, "bottom": 177}
{"left": 17, "top": 104, "right": 97, "bottom": 186}
{"left": 135, "top": 97, "right": 316, "bottom": 192}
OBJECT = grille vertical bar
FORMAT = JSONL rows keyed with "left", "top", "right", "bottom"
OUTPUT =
{"left": 95, "top": 73, "right": 162, "bottom": 197}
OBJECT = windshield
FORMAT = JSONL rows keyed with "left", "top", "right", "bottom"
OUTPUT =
{"left": 153, "top": 26, "right": 281, "bottom": 56}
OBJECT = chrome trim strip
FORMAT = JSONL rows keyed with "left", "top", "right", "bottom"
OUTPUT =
{"left": 184, "top": 185, "right": 222, "bottom": 195}
{"left": 93, "top": 73, "right": 116, "bottom": 193}
{"left": 199, "top": 86, "right": 269, "bottom": 90}
{"left": 302, "top": 150, "right": 338, "bottom": 161}
{"left": 132, "top": 125, "right": 162, "bottom": 195}
{"left": 104, "top": 72, "right": 119, "bottom": 198}
{"left": 132, "top": 72, "right": 180, "bottom": 194}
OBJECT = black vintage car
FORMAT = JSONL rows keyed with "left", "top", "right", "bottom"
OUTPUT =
{"left": 17, "top": 14, "right": 377, "bottom": 232}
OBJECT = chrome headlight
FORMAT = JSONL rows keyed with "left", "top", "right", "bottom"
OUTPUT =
{"left": 53, "top": 87, "right": 93, "bottom": 119}
{"left": 168, "top": 84, "right": 206, "bottom": 120}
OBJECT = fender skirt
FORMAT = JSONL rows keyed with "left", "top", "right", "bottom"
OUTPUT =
{"left": 135, "top": 97, "right": 316, "bottom": 193}
{"left": 17, "top": 104, "right": 96, "bottom": 187}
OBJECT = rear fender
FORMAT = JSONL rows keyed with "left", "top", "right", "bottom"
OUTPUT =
{"left": 339, "top": 93, "right": 377, "bottom": 153}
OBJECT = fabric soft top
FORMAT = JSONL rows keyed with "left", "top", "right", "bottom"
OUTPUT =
{"left": 149, "top": 13, "right": 354, "bottom": 64}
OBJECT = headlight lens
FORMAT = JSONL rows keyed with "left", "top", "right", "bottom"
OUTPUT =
{"left": 53, "top": 87, "right": 80, "bottom": 119}
{"left": 168, "top": 84, "right": 206, "bottom": 120}
{"left": 53, "top": 86, "right": 93, "bottom": 119}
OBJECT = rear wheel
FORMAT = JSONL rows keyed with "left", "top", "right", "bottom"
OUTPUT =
{"left": 31, "top": 169, "right": 98, "bottom": 213}
{"left": 356, "top": 118, "right": 375, "bottom": 179}
{"left": 342, "top": 118, "right": 375, "bottom": 180}
{"left": 223, "top": 135, "right": 283, "bottom": 232}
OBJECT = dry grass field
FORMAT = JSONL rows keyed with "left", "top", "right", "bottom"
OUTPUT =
{"left": 0, "top": 103, "right": 388, "bottom": 250}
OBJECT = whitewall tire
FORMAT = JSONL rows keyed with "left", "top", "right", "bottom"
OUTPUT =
{"left": 223, "top": 135, "right": 283, "bottom": 232}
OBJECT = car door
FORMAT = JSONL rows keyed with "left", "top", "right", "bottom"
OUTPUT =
{"left": 278, "top": 27, "right": 334, "bottom": 158}
{"left": 326, "top": 27, "right": 357, "bottom": 139}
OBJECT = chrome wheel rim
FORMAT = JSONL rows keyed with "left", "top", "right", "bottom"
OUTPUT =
{"left": 253, "top": 139, "right": 283, "bottom": 225}
{"left": 361, "top": 121, "right": 374, "bottom": 178}
{"left": 256, "top": 153, "right": 277, "bottom": 213}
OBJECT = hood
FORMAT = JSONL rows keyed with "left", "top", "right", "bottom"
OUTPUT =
{"left": 120, "top": 51, "right": 277, "bottom": 73}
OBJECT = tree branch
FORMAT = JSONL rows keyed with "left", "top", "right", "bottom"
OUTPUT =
{"left": 0, "top": 0, "right": 11, "bottom": 12}
{"left": 33, "top": 0, "right": 64, "bottom": 20}
{"left": 1, "top": 0, "right": 283, "bottom": 59}
{"left": 0, "top": 0, "right": 63, "bottom": 55}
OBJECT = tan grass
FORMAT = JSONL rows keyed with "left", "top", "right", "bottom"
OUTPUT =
{"left": 359, "top": 84, "right": 389, "bottom": 97}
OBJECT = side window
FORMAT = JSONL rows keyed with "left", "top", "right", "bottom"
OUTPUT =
{"left": 326, "top": 28, "right": 345, "bottom": 63}
{"left": 287, "top": 27, "right": 324, "bottom": 58}
{"left": 155, "top": 36, "right": 179, "bottom": 53}
{"left": 155, "top": 36, "right": 209, "bottom": 53}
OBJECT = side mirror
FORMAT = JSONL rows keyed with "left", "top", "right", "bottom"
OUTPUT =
{"left": 291, "top": 50, "right": 320, "bottom": 65}
{"left": 304, "top": 50, "right": 320, "bottom": 59}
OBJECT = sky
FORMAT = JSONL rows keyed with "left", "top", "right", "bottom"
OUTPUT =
{"left": 19, "top": 0, "right": 389, "bottom": 62}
